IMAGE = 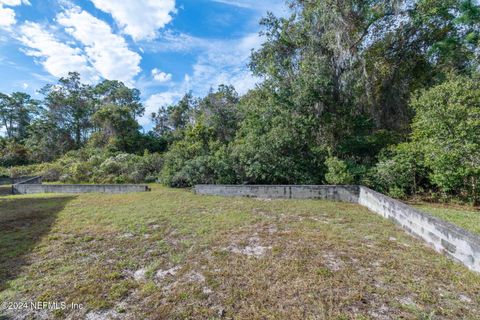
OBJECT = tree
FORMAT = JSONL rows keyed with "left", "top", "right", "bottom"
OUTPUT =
{"left": 40, "top": 72, "right": 94, "bottom": 147}
{"left": 198, "top": 85, "right": 240, "bottom": 143}
{"left": 251, "top": 0, "right": 480, "bottom": 135}
{"left": 93, "top": 80, "right": 144, "bottom": 118}
{"left": 151, "top": 107, "right": 170, "bottom": 137}
{"left": 167, "top": 92, "right": 195, "bottom": 131}
{"left": 0, "top": 92, "right": 39, "bottom": 140}
{"left": 25, "top": 116, "right": 75, "bottom": 162}
{"left": 410, "top": 74, "right": 480, "bottom": 204}
{"left": 91, "top": 104, "right": 142, "bottom": 153}
{"left": 160, "top": 86, "right": 242, "bottom": 186}
{"left": 151, "top": 92, "right": 196, "bottom": 143}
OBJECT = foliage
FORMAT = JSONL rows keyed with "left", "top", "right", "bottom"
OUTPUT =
{"left": 324, "top": 157, "right": 354, "bottom": 185}
{"left": 370, "top": 143, "right": 429, "bottom": 198}
{"left": 160, "top": 86, "right": 242, "bottom": 187}
{"left": 2, "top": 149, "right": 163, "bottom": 184}
{"left": 40, "top": 72, "right": 94, "bottom": 147}
{"left": 410, "top": 74, "right": 480, "bottom": 204}
{"left": 0, "top": 92, "right": 39, "bottom": 141}
{"left": 0, "top": 140, "right": 30, "bottom": 167}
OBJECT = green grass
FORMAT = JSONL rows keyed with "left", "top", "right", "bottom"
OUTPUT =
{"left": 413, "top": 203, "right": 480, "bottom": 235}
{"left": 1, "top": 186, "right": 480, "bottom": 319}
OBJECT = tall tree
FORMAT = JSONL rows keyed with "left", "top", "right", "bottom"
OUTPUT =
{"left": 91, "top": 104, "right": 142, "bottom": 153}
{"left": 198, "top": 85, "right": 240, "bottom": 143}
{"left": 93, "top": 80, "right": 144, "bottom": 117}
{"left": 40, "top": 72, "right": 94, "bottom": 147}
{"left": 151, "top": 92, "right": 196, "bottom": 140}
{"left": 0, "top": 92, "right": 39, "bottom": 140}
{"left": 251, "top": 0, "right": 480, "bottom": 133}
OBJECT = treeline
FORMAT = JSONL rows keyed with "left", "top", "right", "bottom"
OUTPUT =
{"left": 1, "top": 0, "right": 479, "bottom": 204}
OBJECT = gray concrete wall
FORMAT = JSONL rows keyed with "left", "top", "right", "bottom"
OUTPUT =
{"left": 358, "top": 186, "right": 480, "bottom": 273}
{"left": 194, "top": 184, "right": 480, "bottom": 273}
{"left": 194, "top": 185, "right": 360, "bottom": 202}
{"left": 13, "top": 183, "right": 149, "bottom": 194}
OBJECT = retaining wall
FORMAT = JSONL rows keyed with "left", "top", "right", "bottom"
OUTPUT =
{"left": 358, "top": 187, "right": 480, "bottom": 272}
{"left": 194, "top": 184, "right": 480, "bottom": 273}
{"left": 13, "top": 177, "right": 149, "bottom": 195}
{"left": 194, "top": 184, "right": 360, "bottom": 202}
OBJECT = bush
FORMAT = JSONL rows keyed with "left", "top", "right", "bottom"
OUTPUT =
{"left": 0, "top": 141, "right": 30, "bottom": 167}
{"left": 2, "top": 149, "right": 164, "bottom": 184}
{"left": 42, "top": 163, "right": 63, "bottom": 181}
{"left": 410, "top": 74, "right": 480, "bottom": 204}
{"left": 371, "top": 143, "right": 428, "bottom": 197}
{"left": 324, "top": 156, "right": 354, "bottom": 185}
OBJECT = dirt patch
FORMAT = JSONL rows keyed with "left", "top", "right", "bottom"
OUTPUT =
{"left": 225, "top": 234, "right": 272, "bottom": 257}
{"left": 155, "top": 266, "right": 181, "bottom": 280}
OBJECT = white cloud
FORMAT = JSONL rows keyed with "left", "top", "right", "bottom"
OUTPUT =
{"left": 90, "top": 0, "right": 176, "bottom": 41}
{"left": 151, "top": 68, "right": 172, "bottom": 83}
{"left": 0, "top": 0, "right": 30, "bottom": 6}
{"left": 178, "top": 32, "right": 262, "bottom": 95}
{"left": 57, "top": 7, "right": 141, "bottom": 86}
{"left": 0, "top": 0, "right": 29, "bottom": 28}
{"left": 17, "top": 21, "right": 99, "bottom": 83}
{"left": 0, "top": 5, "right": 15, "bottom": 27}
{"left": 141, "top": 32, "right": 263, "bottom": 127}
{"left": 211, "top": 0, "right": 253, "bottom": 9}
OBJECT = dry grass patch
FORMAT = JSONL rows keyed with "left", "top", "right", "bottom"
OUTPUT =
{"left": 1, "top": 186, "right": 479, "bottom": 319}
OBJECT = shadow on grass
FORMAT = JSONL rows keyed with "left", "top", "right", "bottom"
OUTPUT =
{"left": 0, "top": 185, "right": 12, "bottom": 196}
{"left": 0, "top": 196, "right": 75, "bottom": 292}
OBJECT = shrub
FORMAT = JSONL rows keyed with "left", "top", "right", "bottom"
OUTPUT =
{"left": 410, "top": 74, "right": 480, "bottom": 204}
{"left": 371, "top": 143, "right": 428, "bottom": 197}
{"left": 0, "top": 141, "right": 30, "bottom": 167}
{"left": 324, "top": 156, "right": 354, "bottom": 185}
{"left": 2, "top": 149, "right": 164, "bottom": 184}
{"left": 41, "top": 163, "right": 63, "bottom": 182}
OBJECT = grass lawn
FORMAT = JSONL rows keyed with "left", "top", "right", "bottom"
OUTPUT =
{"left": 413, "top": 203, "right": 480, "bottom": 236}
{"left": 1, "top": 186, "right": 480, "bottom": 319}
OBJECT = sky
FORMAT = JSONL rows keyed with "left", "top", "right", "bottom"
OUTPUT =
{"left": 0, "top": 0, "right": 287, "bottom": 128}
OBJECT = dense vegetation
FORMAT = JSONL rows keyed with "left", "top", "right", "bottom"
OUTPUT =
{"left": 1, "top": 0, "right": 479, "bottom": 204}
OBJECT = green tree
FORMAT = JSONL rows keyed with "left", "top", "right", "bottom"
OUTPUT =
{"left": 0, "top": 92, "right": 39, "bottom": 140}
{"left": 197, "top": 85, "right": 240, "bottom": 143}
{"left": 160, "top": 86, "right": 242, "bottom": 186}
{"left": 93, "top": 80, "right": 144, "bottom": 117}
{"left": 25, "top": 116, "right": 75, "bottom": 162}
{"left": 90, "top": 104, "right": 142, "bottom": 153}
{"left": 40, "top": 72, "right": 94, "bottom": 147}
{"left": 410, "top": 74, "right": 480, "bottom": 204}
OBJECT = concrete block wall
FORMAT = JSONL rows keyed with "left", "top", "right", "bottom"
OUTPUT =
{"left": 358, "top": 187, "right": 480, "bottom": 272}
{"left": 194, "top": 184, "right": 480, "bottom": 273}
{"left": 194, "top": 185, "right": 360, "bottom": 202}
{"left": 13, "top": 177, "right": 149, "bottom": 194}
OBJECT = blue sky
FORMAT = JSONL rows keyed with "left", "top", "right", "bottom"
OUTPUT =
{"left": 0, "top": 0, "right": 286, "bottom": 127}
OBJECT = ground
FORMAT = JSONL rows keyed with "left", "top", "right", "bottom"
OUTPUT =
{"left": 1, "top": 186, "right": 480, "bottom": 320}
